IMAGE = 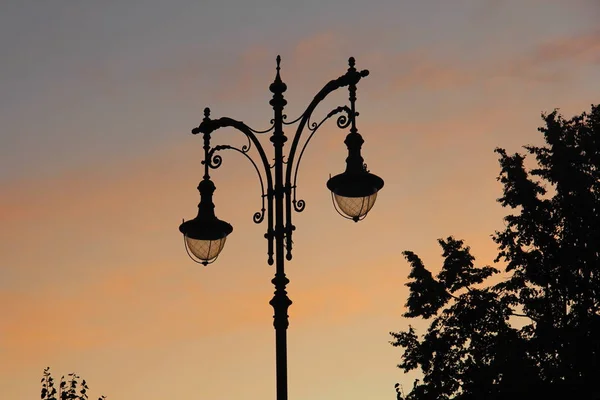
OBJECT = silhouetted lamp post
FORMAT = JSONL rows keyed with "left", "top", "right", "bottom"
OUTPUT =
{"left": 179, "top": 56, "right": 383, "bottom": 400}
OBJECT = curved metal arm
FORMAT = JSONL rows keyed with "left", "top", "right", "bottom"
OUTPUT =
{"left": 207, "top": 144, "right": 267, "bottom": 224}
{"left": 193, "top": 114, "right": 276, "bottom": 265}
{"left": 290, "top": 105, "right": 353, "bottom": 212}
{"left": 283, "top": 58, "right": 369, "bottom": 260}
{"left": 284, "top": 61, "right": 369, "bottom": 195}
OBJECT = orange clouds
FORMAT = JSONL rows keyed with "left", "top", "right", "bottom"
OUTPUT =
{"left": 532, "top": 29, "right": 600, "bottom": 65}
{"left": 0, "top": 253, "right": 409, "bottom": 375}
{"left": 400, "top": 63, "right": 472, "bottom": 90}
{"left": 2, "top": 3, "right": 600, "bottom": 400}
{"left": 0, "top": 134, "right": 401, "bottom": 378}
{"left": 385, "top": 28, "right": 600, "bottom": 93}
{"left": 291, "top": 31, "right": 344, "bottom": 70}
{"left": 1, "top": 259, "right": 251, "bottom": 369}
{"left": 133, "top": 31, "right": 363, "bottom": 110}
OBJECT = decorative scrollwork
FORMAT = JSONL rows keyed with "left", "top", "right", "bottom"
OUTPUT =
{"left": 253, "top": 209, "right": 265, "bottom": 223}
{"left": 290, "top": 105, "right": 354, "bottom": 215}
{"left": 337, "top": 110, "right": 357, "bottom": 129}
{"left": 206, "top": 144, "right": 267, "bottom": 225}
{"left": 336, "top": 114, "right": 348, "bottom": 128}
{"left": 206, "top": 145, "right": 227, "bottom": 169}
{"left": 243, "top": 132, "right": 252, "bottom": 152}
{"left": 307, "top": 106, "right": 353, "bottom": 132}
{"left": 203, "top": 153, "right": 220, "bottom": 169}
{"left": 282, "top": 112, "right": 306, "bottom": 126}
{"left": 211, "top": 154, "right": 223, "bottom": 168}
{"left": 248, "top": 120, "right": 276, "bottom": 134}
{"left": 293, "top": 198, "right": 305, "bottom": 213}
{"left": 207, "top": 130, "right": 252, "bottom": 170}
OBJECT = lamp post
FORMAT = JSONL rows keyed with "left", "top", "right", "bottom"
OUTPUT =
{"left": 179, "top": 56, "right": 383, "bottom": 400}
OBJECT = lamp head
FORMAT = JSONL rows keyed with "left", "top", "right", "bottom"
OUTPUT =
{"left": 179, "top": 179, "right": 233, "bottom": 265}
{"left": 327, "top": 169, "right": 384, "bottom": 222}
{"left": 327, "top": 128, "right": 384, "bottom": 222}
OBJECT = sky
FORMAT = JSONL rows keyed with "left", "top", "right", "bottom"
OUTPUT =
{"left": 1, "top": 0, "right": 599, "bottom": 399}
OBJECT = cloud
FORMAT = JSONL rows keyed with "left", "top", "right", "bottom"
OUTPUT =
{"left": 0, "top": 133, "right": 405, "bottom": 372}
{"left": 385, "top": 28, "right": 600, "bottom": 92}
{"left": 214, "top": 32, "right": 349, "bottom": 103}
{"left": 489, "top": 29, "right": 600, "bottom": 84}
{"left": 291, "top": 31, "right": 343, "bottom": 67}
{"left": 531, "top": 29, "right": 600, "bottom": 65}
{"left": 132, "top": 31, "right": 352, "bottom": 106}
{"left": 0, "top": 251, "right": 405, "bottom": 373}
{"left": 391, "top": 51, "right": 475, "bottom": 91}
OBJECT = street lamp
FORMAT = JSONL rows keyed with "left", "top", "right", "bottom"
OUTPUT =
{"left": 179, "top": 55, "right": 383, "bottom": 400}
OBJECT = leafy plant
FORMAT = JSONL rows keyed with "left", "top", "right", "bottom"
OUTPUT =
{"left": 41, "top": 367, "right": 105, "bottom": 400}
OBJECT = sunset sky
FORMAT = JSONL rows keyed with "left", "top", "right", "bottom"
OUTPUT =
{"left": 1, "top": 1, "right": 599, "bottom": 399}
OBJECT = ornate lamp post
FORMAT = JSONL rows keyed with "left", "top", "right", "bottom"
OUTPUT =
{"left": 179, "top": 56, "right": 383, "bottom": 400}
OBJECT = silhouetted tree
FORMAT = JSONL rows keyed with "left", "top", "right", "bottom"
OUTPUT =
{"left": 41, "top": 367, "right": 105, "bottom": 400}
{"left": 391, "top": 104, "right": 600, "bottom": 400}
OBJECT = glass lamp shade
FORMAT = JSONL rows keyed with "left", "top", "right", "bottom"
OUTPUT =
{"left": 184, "top": 235, "right": 228, "bottom": 265}
{"left": 333, "top": 191, "right": 378, "bottom": 220}
{"left": 327, "top": 171, "right": 384, "bottom": 222}
{"left": 179, "top": 217, "right": 233, "bottom": 265}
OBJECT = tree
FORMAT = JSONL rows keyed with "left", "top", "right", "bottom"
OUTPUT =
{"left": 391, "top": 104, "right": 600, "bottom": 400}
{"left": 41, "top": 367, "right": 106, "bottom": 400}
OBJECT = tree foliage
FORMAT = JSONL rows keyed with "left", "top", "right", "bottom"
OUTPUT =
{"left": 391, "top": 104, "right": 600, "bottom": 400}
{"left": 41, "top": 367, "right": 106, "bottom": 400}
